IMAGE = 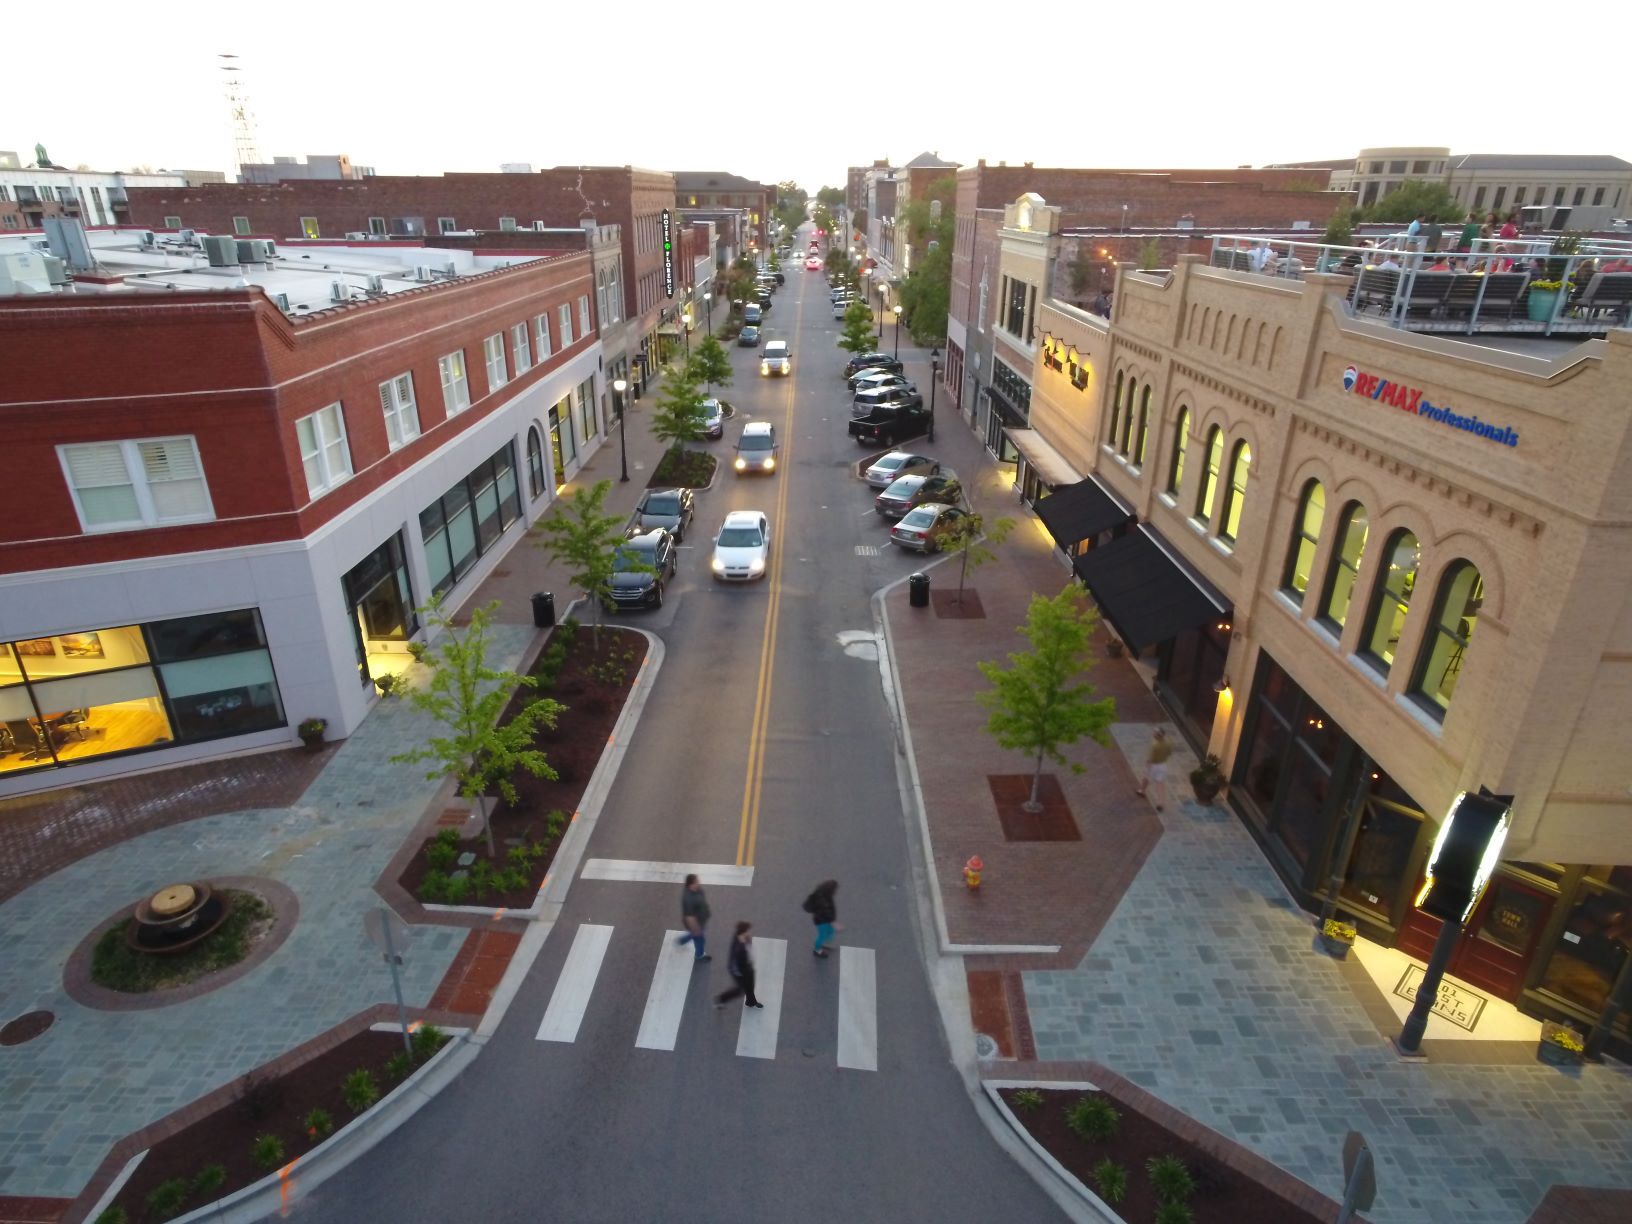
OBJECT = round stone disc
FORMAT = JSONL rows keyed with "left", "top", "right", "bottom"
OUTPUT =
{"left": 150, "top": 884, "right": 197, "bottom": 917}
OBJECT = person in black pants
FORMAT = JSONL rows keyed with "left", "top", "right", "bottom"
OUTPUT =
{"left": 714, "top": 922, "right": 763, "bottom": 1009}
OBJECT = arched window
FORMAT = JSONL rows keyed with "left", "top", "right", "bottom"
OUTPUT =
{"left": 1119, "top": 380, "right": 1137, "bottom": 454}
{"left": 1319, "top": 503, "right": 1369, "bottom": 628}
{"left": 1281, "top": 480, "right": 1326, "bottom": 596}
{"left": 1411, "top": 562, "right": 1484, "bottom": 717}
{"left": 1108, "top": 371, "right": 1124, "bottom": 447}
{"left": 1193, "top": 426, "right": 1224, "bottom": 524}
{"left": 526, "top": 425, "right": 546, "bottom": 499}
{"left": 1219, "top": 441, "right": 1252, "bottom": 544}
{"left": 1166, "top": 406, "right": 1190, "bottom": 496}
{"left": 1360, "top": 530, "right": 1421, "bottom": 672}
{"left": 1133, "top": 387, "right": 1151, "bottom": 466}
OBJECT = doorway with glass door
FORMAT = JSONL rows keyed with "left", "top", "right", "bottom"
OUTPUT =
{"left": 342, "top": 532, "right": 417, "bottom": 690}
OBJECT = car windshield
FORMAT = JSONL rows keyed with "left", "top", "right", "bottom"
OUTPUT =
{"left": 614, "top": 543, "right": 656, "bottom": 571}
{"left": 876, "top": 457, "right": 905, "bottom": 471}
{"left": 717, "top": 526, "right": 763, "bottom": 547}
{"left": 643, "top": 494, "right": 679, "bottom": 515}
{"left": 899, "top": 508, "right": 937, "bottom": 528}
{"left": 883, "top": 477, "right": 922, "bottom": 497}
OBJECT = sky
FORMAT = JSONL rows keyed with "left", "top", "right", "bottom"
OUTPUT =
{"left": 9, "top": 1, "right": 1627, "bottom": 197}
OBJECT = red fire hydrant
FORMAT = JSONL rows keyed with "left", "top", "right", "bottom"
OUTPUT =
{"left": 963, "top": 855, "right": 984, "bottom": 890}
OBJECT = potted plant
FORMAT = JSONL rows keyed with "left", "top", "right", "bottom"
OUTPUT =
{"left": 1105, "top": 637, "right": 1126, "bottom": 658}
{"left": 1318, "top": 917, "right": 1358, "bottom": 959}
{"left": 374, "top": 672, "right": 405, "bottom": 699}
{"left": 407, "top": 641, "right": 429, "bottom": 664}
{"left": 297, "top": 718, "right": 327, "bottom": 752}
{"left": 1527, "top": 234, "right": 1581, "bottom": 321}
{"left": 1538, "top": 1020, "right": 1585, "bottom": 1067}
{"left": 1189, "top": 754, "right": 1225, "bottom": 805}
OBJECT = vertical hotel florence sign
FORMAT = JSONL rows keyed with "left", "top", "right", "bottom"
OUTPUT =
{"left": 1342, "top": 365, "right": 1519, "bottom": 448}
{"left": 661, "top": 209, "right": 674, "bottom": 299}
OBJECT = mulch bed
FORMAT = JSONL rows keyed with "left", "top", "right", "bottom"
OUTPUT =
{"left": 989, "top": 775, "right": 1080, "bottom": 841}
{"left": 650, "top": 450, "right": 716, "bottom": 488}
{"left": 998, "top": 1087, "right": 1329, "bottom": 1223}
{"left": 931, "top": 587, "right": 986, "bottom": 619}
{"left": 397, "top": 625, "right": 647, "bottom": 910}
{"left": 110, "top": 1029, "right": 414, "bottom": 1224}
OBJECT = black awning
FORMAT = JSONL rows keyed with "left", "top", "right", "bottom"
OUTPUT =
{"left": 1035, "top": 476, "right": 1134, "bottom": 548}
{"left": 1072, "top": 526, "right": 1231, "bottom": 651}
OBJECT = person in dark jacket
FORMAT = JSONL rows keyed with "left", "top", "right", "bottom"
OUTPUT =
{"left": 675, "top": 873, "right": 711, "bottom": 962}
{"left": 714, "top": 922, "right": 762, "bottom": 1008}
{"left": 804, "top": 879, "right": 840, "bottom": 958}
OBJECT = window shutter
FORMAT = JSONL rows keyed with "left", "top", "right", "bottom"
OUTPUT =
{"left": 379, "top": 382, "right": 394, "bottom": 416}
{"left": 65, "top": 443, "right": 131, "bottom": 488}
{"left": 138, "top": 439, "right": 202, "bottom": 483}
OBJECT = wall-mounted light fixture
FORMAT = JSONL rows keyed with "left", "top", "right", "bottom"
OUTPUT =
{"left": 1212, "top": 676, "right": 1232, "bottom": 694}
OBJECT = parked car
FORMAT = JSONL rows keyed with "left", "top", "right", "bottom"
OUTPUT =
{"left": 756, "top": 291, "right": 773, "bottom": 311}
{"left": 851, "top": 371, "right": 913, "bottom": 398}
{"left": 832, "top": 298, "right": 854, "bottom": 320}
{"left": 864, "top": 451, "right": 940, "bottom": 489}
{"left": 760, "top": 341, "right": 791, "bottom": 377}
{"left": 633, "top": 487, "right": 695, "bottom": 541}
{"left": 743, "top": 304, "right": 763, "bottom": 326}
{"left": 738, "top": 325, "right": 761, "bottom": 347}
{"left": 805, "top": 256, "right": 822, "bottom": 270}
{"left": 844, "top": 352, "right": 894, "bottom": 379}
{"left": 875, "top": 473, "right": 963, "bottom": 518}
{"left": 889, "top": 502, "right": 969, "bottom": 552}
{"left": 701, "top": 398, "right": 725, "bottom": 439}
{"left": 849, "top": 400, "right": 932, "bottom": 448}
{"left": 608, "top": 529, "right": 677, "bottom": 609}
{"left": 734, "top": 420, "right": 778, "bottom": 474}
{"left": 846, "top": 358, "right": 905, "bottom": 388}
{"left": 851, "top": 385, "right": 924, "bottom": 418}
{"left": 711, "top": 510, "right": 771, "bottom": 582}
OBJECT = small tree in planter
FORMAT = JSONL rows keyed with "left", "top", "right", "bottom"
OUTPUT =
{"left": 687, "top": 334, "right": 733, "bottom": 395}
{"left": 532, "top": 479, "right": 627, "bottom": 642}
{"left": 977, "top": 586, "right": 1117, "bottom": 812}
{"left": 939, "top": 511, "right": 1014, "bottom": 604}
{"left": 648, "top": 367, "right": 709, "bottom": 470}
{"left": 838, "top": 300, "right": 878, "bottom": 356}
{"left": 1190, "top": 753, "right": 1225, "bottom": 805}
{"left": 391, "top": 599, "right": 562, "bottom": 857}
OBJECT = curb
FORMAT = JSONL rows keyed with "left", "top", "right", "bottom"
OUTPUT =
{"left": 983, "top": 1081, "right": 1119, "bottom": 1223}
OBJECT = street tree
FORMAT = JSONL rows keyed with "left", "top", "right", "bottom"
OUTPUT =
{"left": 896, "top": 177, "right": 956, "bottom": 344}
{"left": 939, "top": 512, "right": 1015, "bottom": 605}
{"left": 812, "top": 206, "right": 835, "bottom": 237}
{"left": 1361, "top": 180, "right": 1463, "bottom": 224}
{"left": 839, "top": 300, "right": 878, "bottom": 355}
{"left": 816, "top": 185, "right": 845, "bottom": 210}
{"left": 688, "top": 334, "right": 733, "bottom": 394}
{"left": 531, "top": 479, "right": 627, "bottom": 641}
{"left": 649, "top": 366, "right": 708, "bottom": 457}
{"left": 392, "top": 600, "right": 563, "bottom": 856}
{"left": 977, "top": 585, "right": 1117, "bottom": 811}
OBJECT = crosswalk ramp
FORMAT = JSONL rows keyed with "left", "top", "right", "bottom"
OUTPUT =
{"left": 535, "top": 925, "right": 877, "bottom": 1071}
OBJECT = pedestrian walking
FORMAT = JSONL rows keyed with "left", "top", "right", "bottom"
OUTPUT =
{"left": 675, "top": 873, "right": 711, "bottom": 962}
{"left": 1135, "top": 728, "right": 1173, "bottom": 811}
{"left": 804, "top": 880, "right": 840, "bottom": 958}
{"left": 714, "top": 922, "right": 763, "bottom": 1009}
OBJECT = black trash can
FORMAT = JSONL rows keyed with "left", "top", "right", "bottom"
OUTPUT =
{"left": 908, "top": 572, "right": 930, "bottom": 609}
{"left": 531, "top": 591, "right": 556, "bottom": 628}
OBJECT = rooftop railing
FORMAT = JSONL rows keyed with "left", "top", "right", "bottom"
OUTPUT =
{"left": 1207, "top": 234, "right": 1632, "bottom": 336}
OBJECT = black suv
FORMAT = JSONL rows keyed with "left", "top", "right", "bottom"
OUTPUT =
{"left": 844, "top": 352, "right": 894, "bottom": 379}
{"left": 608, "top": 530, "right": 677, "bottom": 610}
{"left": 846, "top": 359, "right": 906, "bottom": 390}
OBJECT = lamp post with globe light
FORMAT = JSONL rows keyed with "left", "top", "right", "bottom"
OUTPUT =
{"left": 704, "top": 291, "right": 713, "bottom": 337}
{"left": 613, "top": 378, "right": 630, "bottom": 483}
{"left": 876, "top": 284, "right": 886, "bottom": 342}
{"left": 892, "top": 303, "right": 904, "bottom": 358}
{"left": 929, "top": 346, "right": 940, "bottom": 442}
{"left": 682, "top": 309, "right": 692, "bottom": 360}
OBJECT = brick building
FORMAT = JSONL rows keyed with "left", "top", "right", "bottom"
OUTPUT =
{"left": 1, "top": 162, "right": 185, "bottom": 232}
{"left": 672, "top": 171, "right": 772, "bottom": 254}
{"left": 0, "top": 228, "right": 606, "bottom": 795}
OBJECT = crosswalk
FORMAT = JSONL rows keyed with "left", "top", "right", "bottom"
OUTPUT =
{"left": 535, "top": 925, "right": 878, "bottom": 1071}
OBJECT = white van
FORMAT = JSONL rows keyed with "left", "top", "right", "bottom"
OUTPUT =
{"left": 760, "top": 341, "right": 791, "bottom": 377}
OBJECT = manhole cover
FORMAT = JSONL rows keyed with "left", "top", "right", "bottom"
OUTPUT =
{"left": 0, "top": 1010, "right": 54, "bottom": 1046}
{"left": 974, "top": 1032, "right": 999, "bottom": 1059}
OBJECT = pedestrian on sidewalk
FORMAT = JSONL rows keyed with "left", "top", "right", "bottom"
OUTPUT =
{"left": 804, "top": 879, "right": 840, "bottom": 958}
{"left": 675, "top": 873, "right": 711, "bottom": 962}
{"left": 714, "top": 922, "right": 763, "bottom": 1008}
{"left": 1135, "top": 728, "right": 1173, "bottom": 812}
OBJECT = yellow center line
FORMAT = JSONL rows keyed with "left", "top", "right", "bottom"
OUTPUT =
{"left": 736, "top": 274, "right": 804, "bottom": 867}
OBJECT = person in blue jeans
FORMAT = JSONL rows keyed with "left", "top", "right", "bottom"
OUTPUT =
{"left": 803, "top": 879, "right": 839, "bottom": 958}
{"left": 675, "top": 874, "right": 711, "bottom": 962}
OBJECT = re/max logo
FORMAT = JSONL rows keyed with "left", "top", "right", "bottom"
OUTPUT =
{"left": 1341, "top": 365, "right": 1519, "bottom": 448}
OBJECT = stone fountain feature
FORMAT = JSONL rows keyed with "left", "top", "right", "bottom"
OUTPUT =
{"left": 126, "top": 882, "right": 231, "bottom": 954}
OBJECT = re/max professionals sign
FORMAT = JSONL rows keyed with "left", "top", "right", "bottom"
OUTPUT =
{"left": 1342, "top": 365, "right": 1519, "bottom": 448}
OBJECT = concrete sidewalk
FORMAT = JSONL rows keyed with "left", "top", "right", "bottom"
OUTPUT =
{"left": 879, "top": 396, "right": 1632, "bottom": 1223}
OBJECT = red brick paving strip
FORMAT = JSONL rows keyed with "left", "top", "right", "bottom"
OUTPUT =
{"left": 1525, "top": 1186, "right": 1632, "bottom": 1223}
{"left": 0, "top": 1198, "right": 70, "bottom": 1224}
{"left": 1002, "top": 971, "right": 1038, "bottom": 1061}
{"left": 965, "top": 970, "right": 1015, "bottom": 1058}
{"left": 427, "top": 927, "right": 523, "bottom": 1015}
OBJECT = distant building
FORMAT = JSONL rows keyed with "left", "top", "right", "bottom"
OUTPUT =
{"left": 672, "top": 171, "right": 772, "bottom": 252}
{"left": 500, "top": 163, "right": 534, "bottom": 174}
{"left": 239, "top": 154, "right": 374, "bottom": 184}
{"left": 178, "top": 170, "right": 228, "bottom": 188}
{"left": 0, "top": 164, "right": 186, "bottom": 231}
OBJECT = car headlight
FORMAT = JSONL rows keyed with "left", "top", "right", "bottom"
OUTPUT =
{"left": 762, "top": 457, "right": 775, "bottom": 470}
{"left": 734, "top": 457, "right": 747, "bottom": 470}
{"left": 760, "top": 362, "right": 769, "bottom": 374}
{"left": 748, "top": 558, "right": 766, "bottom": 575}
{"left": 711, "top": 557, "right": 725, "bottom": 572}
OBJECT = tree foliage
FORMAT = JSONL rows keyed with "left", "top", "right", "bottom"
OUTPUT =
{"left": 391, "top": 600, "right": 563, "bottom": 855}
{"left": 812, "top": 206, "right": 835, "bottom": 238}
{"left": 531, "top": 479, "right": 627, "bottom": 637}
{"left": 687, "top": 334, "right": 732, "bottom": 393}
{"left": 1323, "top": 206, "right": 1356, "bottom": 246}
{"left": 816, "top": 186, "right": 845, "bottom": 209}
{"left": 977, "top": 586, "right": 1117, "bottom": 809}
{"left": 940, "top": 512, "right": 1014, "bottom": 603}
{"left": 1359, "top": 180, "right": 1464, "bottom": 224}
{"left": 775, "top": 182, "right": 808, "bottom": 234}
{"left": 649, "top": 367, "right": 708, "bottom": 455}
{"left": 839, "top": 300, "right": 878, "bottom": 355}
{"left": 723, "top": 255, "right": 759, "bottom": 311}
{"left": 896, "top": 177, "right": 956, "bottom": 345}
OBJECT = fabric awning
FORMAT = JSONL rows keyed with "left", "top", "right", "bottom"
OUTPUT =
{"left": 1004, "top": 428, "right": 1082, "bottom": 489}
{"left": 1072, "top": 525, "right": 1231, "bottom": 652}
{"left": 1034, "top": 474, "right": 1135, "bottom": 549}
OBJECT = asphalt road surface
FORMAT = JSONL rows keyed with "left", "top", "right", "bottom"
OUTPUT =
{"left": 280, "top": 229, "right": 1064, "bottom": 1224}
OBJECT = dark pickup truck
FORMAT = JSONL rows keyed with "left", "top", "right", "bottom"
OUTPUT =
{"left": 849, "top": 402, "right": 931, "bottom": 447}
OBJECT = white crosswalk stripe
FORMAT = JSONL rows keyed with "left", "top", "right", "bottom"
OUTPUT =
{"left": 536, "top": 923, "right": 613, "bottom": 1042}
{"left": 635, "top": 930, "right": 698, "bottom": 1051}
{"left": 735, "top": 938, "right": 786, "bottom": 1060}
{"left": 837, "top": 945, "right": 879, "bottom": 1071}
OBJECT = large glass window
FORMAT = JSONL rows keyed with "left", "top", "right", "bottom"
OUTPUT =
{"left": 1537, "top": 880, "right": 1631, "bottom": 1011}
{"left": 419, "top": 443, "right": 524, "bottom": 599}
{"left": 1411, "top": 562, "right": 1483, "bottom": 717}
{"left": 1360, "top": 530, "right": 1420, "bottom": 673}
{"left": 1319, "top": 503, "right": 1369, "bottom": 629}
{"left": 1166, "top": 407, "right": 1189, "bottom": 497}
{"left": 1220, "top": 441, "right": 1251, "bottom": 545}
{"left": 1118, "top": 381, "right": 1136, "bottom": 455}
{"left": 1282, "top": 480, "right": 1326, "bottom": 597}
{"left": 527, "top": 426, "right": 546, "bottom": 499}
{"left": 59, "top": 437, "right": 213, "bottom": 533}
{"left": 1339, "top": 773, "right": 1425, "bottom": 919}
{"left": 1132, "top": 388, "right": 1151, "bottom": 467}
{"left": 1193, "top": 426, "right": 1224, "bottom": 525}
{"left": 151, "top": 610, "right": 283, "bottom": 740}
{"left": 1108, "top": 372, "right": 1123, "bottom": 448}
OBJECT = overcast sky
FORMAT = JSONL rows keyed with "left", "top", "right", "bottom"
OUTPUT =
{"left": 9, "top": 1, "right": 1626, "bottom": 198}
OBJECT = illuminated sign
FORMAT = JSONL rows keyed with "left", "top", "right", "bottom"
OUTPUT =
{"left": 1342, "top": 365, "right": 1518, "bottom": 448}
{"left": 661, "top": 209, "right": 674, "bottom": 298}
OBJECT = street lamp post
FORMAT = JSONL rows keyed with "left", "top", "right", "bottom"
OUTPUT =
{"left": 682, "top": 309, "right": 692, "bottom": 360}
{"left": 704, "top": 292, "right": 713, "bottom": 337}
{"left": 929, "top": 346, "right": 940, "bottom": 442}
{"left": 892, "top": 303, "right": 903, "bottom": 358}
{"left": 876, "top": 285, "right": 886, "bottom": 341}
{"left": 613, "top": 377, "right": 630, "bottom": 483}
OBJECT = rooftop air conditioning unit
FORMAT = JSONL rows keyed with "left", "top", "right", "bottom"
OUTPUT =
{"left": 331, "top": 280, "right": 352, "bottom": 302}
{"left": 179, "top": 228, "right": 197, "bottom": 244}
{"left": 414, "top": 265, "right": 435, "bottom": 282}
{"left": 345, "top": 232, "right": 368, "bottom": 241}
{"left": 41, "top": 255, "right": 70, "bottom": 285}
{"left": 138, "top": 230, "right": 156, "bottom": 248}
{"left": 441, "top": 261, "right": 457, "bottom": 277}
{"left": 365, "top": 274, "right": 384, "bottom": 294}
{"left": 203, "top": 234, "right": 240, "bottom": 267}
{"left": 533, "top": 221, "right": 547, "bottom": 231}
{"left": 236, "top": 239, "right": 268, "bottom": 263}
{"left": 274, "top": 291, "right": 291, "bottom": 312}
{"left": 263, "top": 240, "right": 277, "bottom": 258}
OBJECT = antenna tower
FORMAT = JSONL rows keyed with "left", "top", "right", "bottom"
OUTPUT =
{"left": 218, "top": 53, "right": 263, "bottom": 181}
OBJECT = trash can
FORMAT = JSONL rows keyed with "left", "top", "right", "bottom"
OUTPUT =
{"left": 531, "top": 591, "right": 556, "bottom": 628}
{"left": 909, "top": 572, "right": 930, "bottom": 609}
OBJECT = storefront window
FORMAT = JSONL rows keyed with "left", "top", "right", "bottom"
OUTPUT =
{"left": 1241, "top": 704, "right": 1291, "bottom": 809}
{"left": 1275, "top": 746, "right": 1333, "bottom": 871}
{"left": 527, "top": 426, "right": 547, "bottom": 500}
{"left": 1361, "top": 530, "right": 1420, "bottom": 673}
{"left": 1411, "top": 562, "right": 1483, "bottom": 717}
{"left": 1282, "top": 480, "right": 1325, "bottom": 597}
{"left": 420, "top": 444, "right": 524, "bottom": 602}
{"left": 344, "top": 535, "right": 416, "bottom": 644}
{"left": 1220, "top": 441, "right": 1251, "bottom": 544}
{"left": 1340, "top": 784, "right": 1423, "bottom": 917}
{"left": 1537, "top": 887, "right": 1630, "bottom": 1011}
{"left": 1166, "top": 407, "right": 1189, "bottom": 496}
{"left": 1319, "top": 503, "right": 1369, "bottom": 629}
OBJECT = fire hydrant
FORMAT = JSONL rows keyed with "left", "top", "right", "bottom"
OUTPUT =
{"left": 963, "top": 855, "right": 984, "bottom": 890}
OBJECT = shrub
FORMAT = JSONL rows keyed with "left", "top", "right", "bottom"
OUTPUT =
{"left": 191, "top": 1162, "right": 226, "bottom": 1197}
{"left": 1064, "top": 1094, "right": 1120, "bottom": 1141}
{"left": 507, "top": 845, "right": 535, "bottom": 870}
{"left": 304, "top": 1107, "right": 334, "bottom": 1142}
{"left": 1148, "top": 1154, "right": 1196, "bottom": 1203}
{"left": 1011, "top": 1088, "right": 1044, "bottom": 1112}
{"left": 144, "top": 1179, "right": 190, "bottom": 1221}
{"left": 1154, "top": 1203, "right": 1195, "bottom": 1224}
{"left": 469, "top": 860, "right": 498, "bottom": 899}
{"left": 385, "top": 1051, "right": 415, "bottom": 1082}
{"left": 443, "top": 874, "right": 472, "bottom": 905}
{"left": 412, "top": 1023, "right": 449, "bottom": 1062}
{"left": 425, "top": 838, "right": 458, "bottom": 871}
{"left": 251, "top": 1132, "right": 285, "bottom": 1171}
{"left": 545, "top": 810, "right": 569, "bottom": 840}
{"left": 342, "top": 1068, "right": 379, "bottom": 1113}
{"left": 418, "top": 870, "right": 450, "bottom": 903}
{"left": 94, "top": 1209, "right": 127, "bottom": 1224}
{"left": 498, "top": 867, "right": 529, "bottom": 892}
{"left": 1092, "top": 1159, "right": 1128, "bottom": 1205}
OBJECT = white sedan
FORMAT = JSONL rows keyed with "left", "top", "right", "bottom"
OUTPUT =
{"left": 711, "top": 510, "right": 771, "bottom": 581}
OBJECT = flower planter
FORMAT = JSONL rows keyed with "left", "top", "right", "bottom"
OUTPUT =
{"left": 1526, "top": 288, "right": 1563, "bottom": 322}
{"left": 1538, "top": 1021, "right": 1585, "bottom": 1067}
{"left": 1316, "top": 933, "right": 1353, "bottom": 960}
{"left": 1190, "top": 779, "right": 1222, "bottom": 805}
